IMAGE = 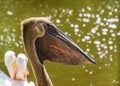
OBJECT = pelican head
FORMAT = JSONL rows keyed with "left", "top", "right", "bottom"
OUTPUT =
{"left": 4, "top": 51, "right": 16, "bottom": 79}
{"left": 17, "top": 54, "right": 28, "bottom": 64}
{"left": 4, "top": 51, "right": 29, "bottom": 80}
{"left": 21, "top": 17, "right": 95, "bottom": 65}
{"left": 13, "top": 53, "right": 29, "bottom": 80}
{"left": 21, "top": 17, "right": 96, "bottom": 86}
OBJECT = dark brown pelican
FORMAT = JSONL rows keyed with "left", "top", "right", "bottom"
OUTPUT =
{"left": 21, "top": 17, "right": 95, "bottom": 86}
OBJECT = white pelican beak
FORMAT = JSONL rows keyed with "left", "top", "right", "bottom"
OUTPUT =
{"left": 12, "top": 65, "right": 29, "bottom": 80}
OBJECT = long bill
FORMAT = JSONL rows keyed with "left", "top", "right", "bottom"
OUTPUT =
{"left": 45, "top": 26, "right": 96, "bottom": 64}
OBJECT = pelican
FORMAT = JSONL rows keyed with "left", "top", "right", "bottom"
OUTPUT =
{"left": 21, "top": 17, "right": 95, "bottom": 86}
{"left": 4, "top": 51, "right": 16, "bottom": 79}
{"left": 0, "top": 51, "right": 35, "bottom": 86}
{"left": 14, "top": 53, "right": 29, "bottom": 80}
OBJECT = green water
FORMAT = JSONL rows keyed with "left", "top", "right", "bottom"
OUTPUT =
{"left": 0, "top": 0, "right": 119, "bottom": 86}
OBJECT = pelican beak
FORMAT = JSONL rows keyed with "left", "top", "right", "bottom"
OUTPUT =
{"left": 45, "top": 25, "right": 96, "bottom": 64}
{"left": 12, "top": 65, "right": 19, "bottom": 80}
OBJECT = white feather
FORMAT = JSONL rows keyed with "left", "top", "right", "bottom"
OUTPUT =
{"left": 0, "top": 51, "right": 35, "bottom": 86}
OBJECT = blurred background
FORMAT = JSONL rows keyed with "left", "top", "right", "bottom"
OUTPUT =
{"left": 0, "top": 0, "right": 119, "bottom": 86}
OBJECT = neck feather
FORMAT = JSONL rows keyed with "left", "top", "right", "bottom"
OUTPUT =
{"left": 22, "top": 31, "right": 53, "bottom": 86}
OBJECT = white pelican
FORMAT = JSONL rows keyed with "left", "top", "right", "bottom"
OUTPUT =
{"left": 0, "top": 51, "right": 35, "bottom": 86}
{"left": 14, "top": 53, "right": 29, "bottom": 80}
{"left": 4, "top": 51, "right": 16, "bottom": 79}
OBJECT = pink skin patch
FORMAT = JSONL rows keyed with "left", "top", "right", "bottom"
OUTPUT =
{"left": 12, "top": 66, "right": 19, "bottom": 80}
{"left": 50, "top": 45, "right": 65, "bottom": 53}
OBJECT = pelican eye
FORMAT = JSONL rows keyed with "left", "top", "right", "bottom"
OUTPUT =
{"left": 44, "top": 23, "right": 56, "bottom": 32}
{"left": 46, "top": 23, "right": 50, "bottom": 27}
{"left": 43, "top": 23, "right": 49, "bottom": 28}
